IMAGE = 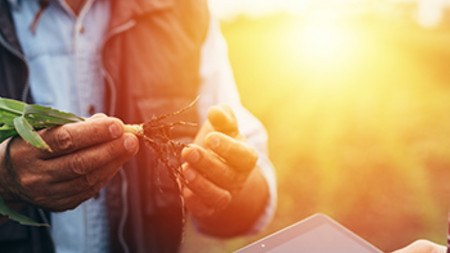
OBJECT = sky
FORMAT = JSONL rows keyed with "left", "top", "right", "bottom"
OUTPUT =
{"left": 208, "top": 0, "right": 450, "bottom": 27}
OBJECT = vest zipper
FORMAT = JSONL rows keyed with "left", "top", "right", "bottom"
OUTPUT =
{"left": 0, "top": 33, "right": 30, "bottom": 102}
{"left": 100, "top": 19, "right": 136, "bottom": 253}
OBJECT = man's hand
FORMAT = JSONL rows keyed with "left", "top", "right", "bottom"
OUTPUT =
{"left": 392, "top": 240, "right": 446, "bottom": 253}
{"left": 0, "top": 114, "right": 139, "bottom": 212}
{"left": 181, "top": 105, "right": 269, "bottom": 236}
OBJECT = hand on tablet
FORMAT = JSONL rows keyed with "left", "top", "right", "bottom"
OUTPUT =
{"left": 392, "top": 240, "right": 446, "bottom": 253}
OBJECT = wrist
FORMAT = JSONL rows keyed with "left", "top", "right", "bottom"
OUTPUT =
{"left": 0, "top": 139, "right": 27, "bottom": 225}
{"left": 194, "top": 167, "right": 270, "bottom": 237}
{"left": 0, "top": 139, "right": 23, "bottom": 202}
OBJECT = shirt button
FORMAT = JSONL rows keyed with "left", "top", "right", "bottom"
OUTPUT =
{"left": 87, "top": 104, "right": 96, "bottom": 115}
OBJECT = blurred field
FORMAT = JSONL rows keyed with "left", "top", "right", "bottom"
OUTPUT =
{"left": 181, "top": 13, "right": 450, "bottom": 253}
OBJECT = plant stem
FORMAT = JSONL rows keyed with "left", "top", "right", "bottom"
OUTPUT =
{"left": 124, "top": 124, "right": 143, "bottom": 136}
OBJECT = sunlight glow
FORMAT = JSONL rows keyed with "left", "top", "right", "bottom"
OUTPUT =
{"left": 195, "top": 2, "right": 450, "bottom": 252}
{"left": 282, "top": 13, "right": 361, "bottom": 91}
{"left": 299, "top": 21, "right": 352, "bottom": 66}
{"left": 208, "top": 0, "right": 372, "bottom": 19}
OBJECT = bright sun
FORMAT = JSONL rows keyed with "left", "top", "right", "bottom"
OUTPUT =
{"left": 300, "top": 21, "right": 351, "bottom": 64}
{"left": 278, "top": 11, "right": 364, "bottom": 91}
{"left": 282, "top": 9, "right": 362, "bottom": 78}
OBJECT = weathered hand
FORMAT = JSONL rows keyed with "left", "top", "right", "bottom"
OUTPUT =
{"left": 392, "top": 240, "right": 446, "bottom": 253}
{"left": 181, "top": 105, "right": 264, "bottom": 223}
{"left": 0, "top": 114, "right": 139, "bottom": 212}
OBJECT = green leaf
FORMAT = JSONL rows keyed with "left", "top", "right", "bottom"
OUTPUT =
{"left": 0, "top": 124, "right": 18, "bottom": 143}
{"left": 0, "top": 195, "right": 49, "bottom": 227}
{"left": 24, "top": 104, "right": 83, "bottom": 127}
{"left": 0, "top": 98, "right": 25, "bottom": 125}
{"left": 0, "top": 129, "right": 18, "bottom": 143}
{"left": 13, "top": 116, "right": 52, "bottom": 152}
{"left": 0, "top": 98, "right": 25, "bottom": 115}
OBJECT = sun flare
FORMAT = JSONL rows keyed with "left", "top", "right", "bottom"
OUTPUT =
{"left": 300, "top": 21, "right": 351, "bottom": 65}
{"left": 279, "top": 14, "right": 361, "bottom": 92}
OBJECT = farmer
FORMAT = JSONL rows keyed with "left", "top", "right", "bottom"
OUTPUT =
{"left": 0, "top": 0, "right": 276, "bottom": 252}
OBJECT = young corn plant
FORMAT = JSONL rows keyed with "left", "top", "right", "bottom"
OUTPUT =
{"left": 0, "top": 97, "right": 197, "bottom": 226}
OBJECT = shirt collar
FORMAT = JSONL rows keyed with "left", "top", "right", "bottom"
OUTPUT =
{"left": 7, "top": 0, "right": 20, "bottom": 10}
{"left": 7, "top": 0, "right": 74, "bottom": 11}
{"left": 7, "top": 0, "right": 97, "bottom": 16}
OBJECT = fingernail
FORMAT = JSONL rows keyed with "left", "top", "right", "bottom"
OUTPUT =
{"left": 183, "top": 168, "right": 196, "bottom": 182}
{"left": 207, "top": 135, "right": 220, "bottom": 149}
{"left": 186, "top": 148, "right": 200, "bottom": 163}
{"left": 109, "top": 122, "right": 122, "bottom": 138}
{"left": 124, "top": 136, "right": 138, "bottom": 153}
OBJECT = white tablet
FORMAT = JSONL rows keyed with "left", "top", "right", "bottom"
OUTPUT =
{"left": 235, "top": 213, "right": 383, "bottom": 253}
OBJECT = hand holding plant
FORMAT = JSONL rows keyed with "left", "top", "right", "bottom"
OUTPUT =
{"left": 0, "top": 97, "right": 197, "bottom": 226}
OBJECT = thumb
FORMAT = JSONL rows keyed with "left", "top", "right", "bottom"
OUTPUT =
{"left": 207, "top": 105, "right": 239, "bottom": 137}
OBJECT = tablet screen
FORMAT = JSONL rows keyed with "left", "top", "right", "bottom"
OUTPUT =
{"left": 236, "top": 214, "right": 382, "bottom": 253}
{"left": 265, "top": 222, "right": 378, "bottom": 253}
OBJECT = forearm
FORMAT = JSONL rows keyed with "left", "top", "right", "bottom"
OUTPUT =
{"left": 194, "top": 167, "right": 269, "bottom": 237}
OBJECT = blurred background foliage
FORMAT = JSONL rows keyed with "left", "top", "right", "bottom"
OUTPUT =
{"left": 181, "top": 1, "right": 450, "bottom": 252}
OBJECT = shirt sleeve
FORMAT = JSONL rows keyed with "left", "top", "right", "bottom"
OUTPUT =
{"left": 196, "top": 15, "right": 277, "bottom": 234}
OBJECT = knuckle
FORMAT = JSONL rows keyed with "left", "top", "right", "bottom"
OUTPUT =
{"left": 105, "top": 143, "right": 119, "bottom": 160}
{"left": 55, "top": 127, "right": 74, "bottom": 152}
{"left": 200, "top": 185, "right": 220, "bottom": 202}
{"left": 83, "top": 174, "right": 97, "bottom": 187}
{"left": 244, "top": 148, "right": 258, "bottom": 169}
{"left": 19, "top": 175, "right": 34, "bottom": 189}
{"left": 215, "top": 192, "right": 231, "bottom": 209}
{"left": 69, "top": 153, "right": 89, "bottom": 175}
{"left": 19, "top": 175, "right": 40, "bottom": 194}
